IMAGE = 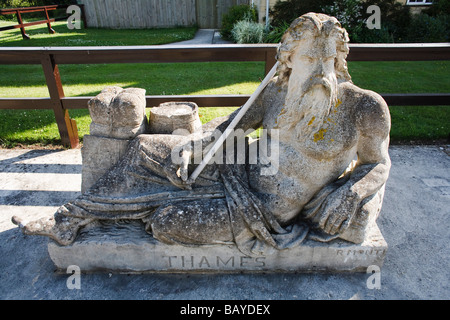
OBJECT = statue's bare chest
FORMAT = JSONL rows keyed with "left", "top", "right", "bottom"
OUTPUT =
{"left": 264, "top": 101, "right": 358, "bottom": 161}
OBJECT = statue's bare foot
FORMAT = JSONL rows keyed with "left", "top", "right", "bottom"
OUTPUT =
{"left": 12, "top": 209, "right": 93, "bottom": 246}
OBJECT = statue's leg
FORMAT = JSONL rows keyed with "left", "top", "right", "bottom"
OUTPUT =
{"left": 86, "top": 134, "right": 191, "bottom": 198}
{"left": 146, "top": 198, "right": 235, "bottom": 246}
{"left": 12, "top": 133, "right": 192, "bottom": 245}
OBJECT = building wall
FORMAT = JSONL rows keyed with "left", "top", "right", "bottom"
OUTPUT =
{"left": 254, "top": 0, "right": 278, "bottom": 24}
{"left": 400, "top": 1, "right": 434, "bottom": 15}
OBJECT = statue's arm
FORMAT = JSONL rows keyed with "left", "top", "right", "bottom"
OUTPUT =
{"left": 193, "top": 79, "right": 275, "bottom": 151}
{"left": 201, "top": 80, "right": 274, "bottom": 134}
{"left": 318, "top": 92, "right": 391, "bottom": 236}
{"left": 171, "top": 80, "right": 273, "bottom": 184}
{"left": 346, "top": 92, "right": 391, "bottom": 200}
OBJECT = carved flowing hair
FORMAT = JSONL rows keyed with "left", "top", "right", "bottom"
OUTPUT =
{"left": 276, "top": 13, "right": 352, "bottom": 85}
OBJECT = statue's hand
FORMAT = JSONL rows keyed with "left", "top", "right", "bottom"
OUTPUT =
{"left": 177, "top": 147, "right": 192, "bottom": 182}
{"left": 317, "top": 186, "right": 360, "bottom": 235}
{"left": 164, "top": 142, "right": 194, "bottom": 190}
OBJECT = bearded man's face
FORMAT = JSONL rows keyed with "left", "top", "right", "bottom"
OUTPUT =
{"left": 287, "top": 34, "right": 337, "bottom": 98}
{"left": 276, "top": 34, "right": 339, "bottom": 142}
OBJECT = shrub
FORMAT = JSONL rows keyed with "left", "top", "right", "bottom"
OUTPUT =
{"left": 321, "top": 0, "right": 366, "bottom": 42}
{"left": 321, "top": 0, "right": 364, "bottom": 31}
{"left": 361, "top": 0, "right": 412, "bottom": 42}
{"left": 231, "top": 19, "right": 265, "bottom": 44}
{"left": 220, "top": 4, "right": 258, "bottom": 41}
{"left": 405, "top": 13, "right": 450, "bottom": 42}
{"left": 0, "top": 0, "right": 75, "bottom": 8}
{"left": 264, "top": 21, "right": 290, "bottom": 43}
{"left": 269, "top": 0, "right": 331, "bottom": 27}
{"left": 322, "top": 0, "right": 403, "bottom": 43}
{"left": 1, "top": 0, "right": 33, "bottom": 8}
{"left": 352, "top": 25, "right": 393, "bottom": 43}
{"left": 424, "top": 0, "right": 450, "bottom": 16}
{"left": 268, "top": 0, "right": 416, "bottom": 43}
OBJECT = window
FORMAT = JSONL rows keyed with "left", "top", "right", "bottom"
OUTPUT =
{"left": 406, "top": 0, "right": 433, "bottom": 5}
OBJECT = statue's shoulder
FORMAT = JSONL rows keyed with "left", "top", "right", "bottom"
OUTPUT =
{"left": 340, "top": 81, "right": 391, "bottom": 136}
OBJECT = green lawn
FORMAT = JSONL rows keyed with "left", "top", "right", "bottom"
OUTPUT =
{"left": 0, "top": 61, "right": 448, "bottom": 148}
{"left": 0, "top": 20, "right": 197, "bottom": 46}
{"left": 0, "top": 61, "right": 261, "bottom": 148}
{"left": 0, "top": 20, "right": 448, "bottom": 147}
{"left": 348, "top": 61, "right": 450, "bottom": 143}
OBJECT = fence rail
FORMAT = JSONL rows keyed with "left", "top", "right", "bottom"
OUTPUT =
{"left": 0, "top": 43, "right": 449, "bottom": 148}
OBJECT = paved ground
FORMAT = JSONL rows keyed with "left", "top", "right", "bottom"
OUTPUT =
{"left": 0, "top": 144, "right": 448, "bottom": 300}
{"left": 167, "top": 29, "right": 232, "bottom": 45}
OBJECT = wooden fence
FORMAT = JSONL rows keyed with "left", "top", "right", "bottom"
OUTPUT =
{"left": 196, "top": 0, "right": 250, "bottom": 28}
{"left": 77, "top": 0, "right": 249, "bottom": 29}
{"left": 0, "top": 43, "right": 449, "bottom": 148}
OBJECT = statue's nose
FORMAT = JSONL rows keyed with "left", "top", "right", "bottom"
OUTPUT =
{"left": 313, "top": 60, "right": 325, "bottom": 78}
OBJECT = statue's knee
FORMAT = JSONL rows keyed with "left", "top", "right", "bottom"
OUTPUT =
{"left": 148, "top": 205, "right": 176, "bottom": 241}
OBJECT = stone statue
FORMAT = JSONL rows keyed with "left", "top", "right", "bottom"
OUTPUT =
{"left": 13, "top": 13, "right": 391, "bottom": 260}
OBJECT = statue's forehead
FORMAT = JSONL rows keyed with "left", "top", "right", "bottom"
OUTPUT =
{"left": 295, "top": 35, "right": 337, "bottom": 57}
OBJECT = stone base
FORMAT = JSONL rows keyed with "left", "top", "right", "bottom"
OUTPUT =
{"left": 48, "top": 221, "right": 387, "bottom": 273}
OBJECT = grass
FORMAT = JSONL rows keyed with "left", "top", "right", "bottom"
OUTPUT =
{"left": 348, "top": 61, "right": 450, "bottom": 143}
{"left": 0, "top": 61, "right": 260, "bottom": 148}
{"left": 0, "top": 20, "right": 448, "bottom": 147}
{"left": 0, "top": 61, "right": 448, "bottom": 147}
{"left": 0, "top": 20, "right": 197, "bottom": 46}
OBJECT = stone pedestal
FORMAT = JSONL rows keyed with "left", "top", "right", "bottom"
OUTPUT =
{"left": 48, "top": 221, "right": 387, "bottom": 273}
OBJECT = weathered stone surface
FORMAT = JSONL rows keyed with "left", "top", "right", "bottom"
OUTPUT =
{"left": 148, "top": 102, "right": 202, "bottom": 135}
{"left": 88, "top": 86, "right": 149, "bottom": 139}
{"left": 14, "top": 13, "right": 392, "bottom": 274}
{"left": 81, "top": 86, "right": 149, "bottom": 192}
{"left": 48, "top": 220, "right": 387, "bottom": 273}
{"left": 81, "top": 135, "right": 131, "bottom": 193}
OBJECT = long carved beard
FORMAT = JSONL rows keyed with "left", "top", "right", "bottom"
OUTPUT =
{"left": 276, "top": 76, "right": 338, "bottom": 143}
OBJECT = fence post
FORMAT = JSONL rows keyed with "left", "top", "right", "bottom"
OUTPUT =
{"left": 41, "top": 54, "right": 79, "bottom": 148}
{"left": 16, "top": 10, "right": 30, "bottom": 40}
{"left": 79, "top": 4, "right": 88, "bottom": 28}
{"left": 264, "top": 48, "right": 277, "bottom": 76}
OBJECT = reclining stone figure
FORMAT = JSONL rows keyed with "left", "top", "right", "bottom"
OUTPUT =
{"left": 13, "top": 13, "right": 391, "bottom": 256}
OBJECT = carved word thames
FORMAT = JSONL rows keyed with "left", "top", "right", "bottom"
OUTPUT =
{"left": 163, "top": 255, "right": 266, "bottom": 269}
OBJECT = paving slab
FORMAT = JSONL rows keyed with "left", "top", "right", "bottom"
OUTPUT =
{"left": 165, "top": 29, "right": 232, "bottom": 46}
{"left": 0, "top": 144, "right": 449, "bottom": 300}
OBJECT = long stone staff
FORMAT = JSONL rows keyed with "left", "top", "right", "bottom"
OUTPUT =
{"left": 187, "top": 61, "right": 279, "bottom": 184}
